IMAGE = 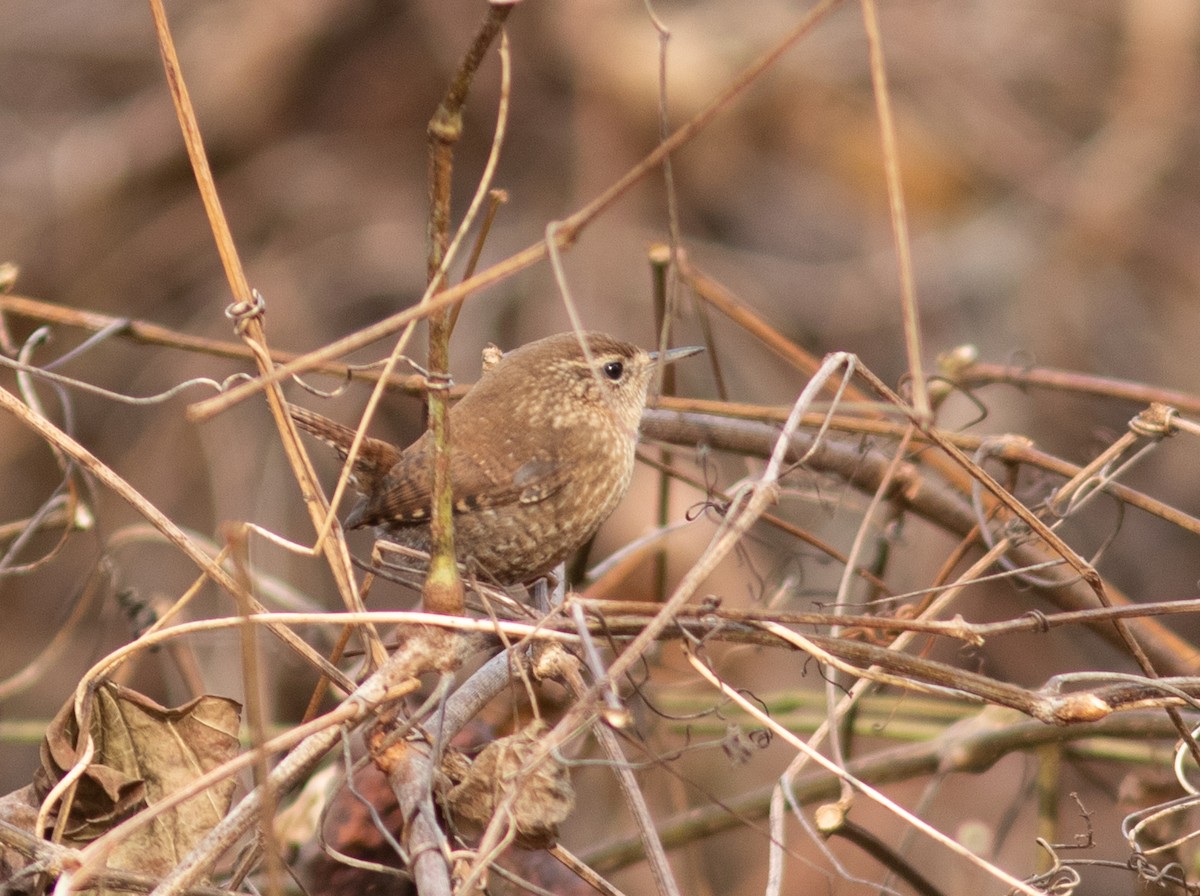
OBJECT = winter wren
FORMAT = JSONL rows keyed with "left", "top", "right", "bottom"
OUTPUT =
{"left": 291, "top": 332, "right": 701, "bottom": 584}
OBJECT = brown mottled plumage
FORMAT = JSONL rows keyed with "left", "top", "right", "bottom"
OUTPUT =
{"left": 291, "top": 332, "right": 701, "bottom": 584}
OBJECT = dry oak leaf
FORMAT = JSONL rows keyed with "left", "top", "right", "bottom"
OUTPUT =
{"left": 34, "top": 682, "right": 241, "bottom": 876}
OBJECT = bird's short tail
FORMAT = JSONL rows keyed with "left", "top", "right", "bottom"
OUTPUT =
{"left": 288, "top": 404, "right": 402, "bottom": 494}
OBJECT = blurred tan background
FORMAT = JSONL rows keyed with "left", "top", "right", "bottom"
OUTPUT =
{"left": 3, "top": 1, "right": 1200, "bottom": 890}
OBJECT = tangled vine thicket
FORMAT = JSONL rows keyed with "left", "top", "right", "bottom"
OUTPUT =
{"left": 3, "top": 2, "right": 1200, "bottom": 895}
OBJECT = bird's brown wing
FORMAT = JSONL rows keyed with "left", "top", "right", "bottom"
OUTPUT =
{"left": 346, "top": 433, "right": 434, "bottom": 527}
{"left": 347, "top": 437, "right": 569, "bottom": 529}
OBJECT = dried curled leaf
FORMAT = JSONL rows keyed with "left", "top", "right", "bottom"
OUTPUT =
{"left": 442, "top": 721, "right": 574, "bottom": 850}
{"left": 34, "top": 682, "right": 241, "bottom": 875}
{"left": 0, "top": 785, "right": 42, "bottom": 883}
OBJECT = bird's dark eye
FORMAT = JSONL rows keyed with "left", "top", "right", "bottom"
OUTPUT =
{"left": 602, "top": 360, "right": 624, "bottom": 381}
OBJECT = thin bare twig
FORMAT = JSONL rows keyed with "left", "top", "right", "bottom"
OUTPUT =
{"left": 147, "top": 0, "right": 379, "bottom": 669}
{"left": 185, "top": 0, "right": 847, "bottom": 421}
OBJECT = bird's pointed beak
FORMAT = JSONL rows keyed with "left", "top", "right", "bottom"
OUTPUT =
{"left": 648, "top": 344, "right": 705, "bottom": 364}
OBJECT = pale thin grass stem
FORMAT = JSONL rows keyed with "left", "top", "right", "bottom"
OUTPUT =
{"left": 686, "top": 646, "right": 1044, "bottom": 896}
{"left": 860, "top": 0, "right": 928, "bottom": 420}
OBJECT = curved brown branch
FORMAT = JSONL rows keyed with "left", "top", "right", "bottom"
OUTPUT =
{"left": 640, "top": 408, "right": 1200, "bottom": 676}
